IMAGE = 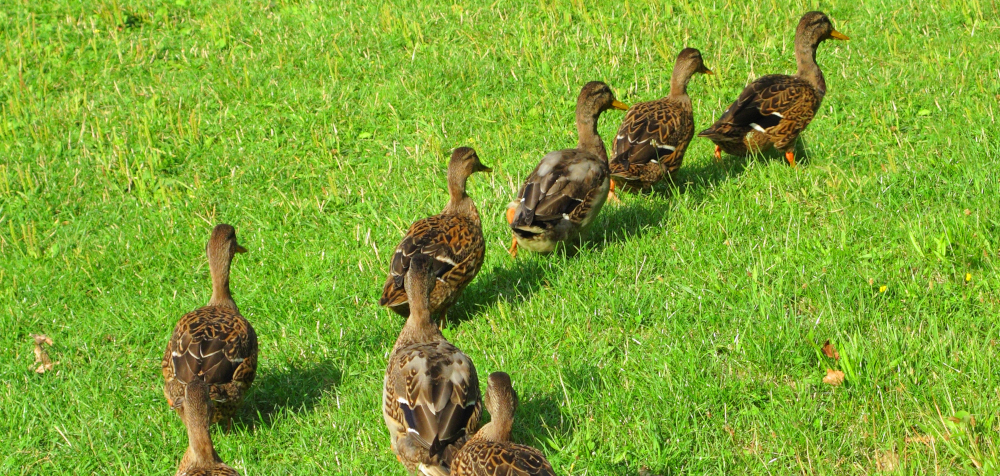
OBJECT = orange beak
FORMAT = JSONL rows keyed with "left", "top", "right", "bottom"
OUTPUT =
{"left": 830, "top": 29, "right": 849, "bottom": 41}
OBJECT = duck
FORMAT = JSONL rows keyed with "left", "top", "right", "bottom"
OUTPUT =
{"left": 380, "top": 147, "right": 491, "bottom": 326}
{"left": 383, "top": 253, "right": 482, "bottom": 475}
{"left": 162, "top": 224, "right": 258, "bottom": 432}
{"left": 698, "top": 11, "right": 848, "bottom": 167}
{"left": 505, "top": 81, "right": 628, "bottom": 257}
{"left": 450, "top": 372, "right": 555, "bottom": 476}
{"left": 610, "top": 48, "right": 713, "bottom": 195}
{"left": 174, "top": 378, "right": 241, "bottom": 476}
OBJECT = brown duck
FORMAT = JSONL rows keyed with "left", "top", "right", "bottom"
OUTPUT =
{"left": 450, "top": 372, "right": 555, "bottom": 476}
{"left": 380, "top": 147, "right": 491, "bottom": 326}
{"left": 162, "top": 224, "right": 258, "bottom": 431}
{"left": 699, "top": 11, "right": 848, "bottom": 167}
{"left": 610, "top": 48, "right": 712, "bottom": 194}
{"left": 174, "top": 378, "right": 241, "bottom": 476}
{"left": 383, "top": 254, "right": 482, "bottom": 475}
{"left": 505, "top": 81, "right": 628, "bottom": 256}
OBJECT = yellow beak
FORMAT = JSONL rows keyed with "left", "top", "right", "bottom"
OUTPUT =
{"left": 611, "top": 100, "right": 629, "bottom": 111}
{"left": 830, "top": 29, "right": 849, "bottom": 41}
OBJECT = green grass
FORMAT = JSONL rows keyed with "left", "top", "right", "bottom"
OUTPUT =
{"left": 2, "top": 0, "right": 999, "bottom": 474}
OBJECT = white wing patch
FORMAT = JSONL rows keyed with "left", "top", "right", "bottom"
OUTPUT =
{"left": 750, "top": 123, "right": 767, "bottom": 133}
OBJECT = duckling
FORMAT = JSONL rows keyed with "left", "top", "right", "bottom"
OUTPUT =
{"left": 450, "top": 372, "right": 555, "bottom": 476}
{"left": 383, "top": 254, "right": 482, "bottom": 475}
{"left": 610, "top": 48, "right": 712, "bottom": 194}
{"left": 699, "top": 11, "right": 848, "bottom": 167}
{"left": 506, "top": 82, "right": 628, "bottom": 256}
{"left": 175, "top": 378, "right": 241, "bottom": 476}
{"left": 162, "top": 224, "right": 258, "bottom": 431}
{"left": 380, "top": 147, "right": 491, "bottom": 326}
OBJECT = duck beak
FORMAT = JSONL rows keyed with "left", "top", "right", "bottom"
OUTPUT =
{"left": 611, "top": 100, "right": 629, "bottom": 111}
{"left": 477, "top": 164, "right": 493, "bottom": 173}
{"left": 235, "top": 244, "right": 248, "bottom": 254}
{"left": 701, "top": 66, "right": 714, "bottom": 75}
{"left": 830, "top": 29, "right": 849, "bottom": 41}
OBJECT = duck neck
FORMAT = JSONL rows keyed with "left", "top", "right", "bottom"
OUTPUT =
{"left": 576, "top": 113, "right": 608, "bottom": 162}
{"left": 476, "top": 418, "right": 513, "bottom": 443}
{"left": 795, "top": 41, "right": 826, "bottom": 96}
{"left": 207, "top": 256, "right": 237, "bottom": 311}
{"left": 181, "top": 387, "right": 221, "bottom": 468}
{"left": 443, "top": 173, "right": 477, "bottom": 218}
{"left": 668, "top": 66, "right": 693, "bottom": 100}
{"left": 395, "top": 310, "right": 444, "bottom": 349}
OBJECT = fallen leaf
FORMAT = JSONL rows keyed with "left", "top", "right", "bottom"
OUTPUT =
{"left": 822, "top": 340, "right": 840, "bottom": 360}
{"left": 30, "top": 333, "right": 57, "bottom": 374}
{"left": 823, "top": 369, "right": 845, "bottom": 386}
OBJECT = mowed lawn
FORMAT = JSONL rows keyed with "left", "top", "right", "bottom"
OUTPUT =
{"left": 2, "top": 0, "right": 999, "bottom": 474}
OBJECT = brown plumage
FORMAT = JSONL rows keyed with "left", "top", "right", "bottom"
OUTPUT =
{"left": 383, "top": 254, "right": 482, "bottom": 475}
{"left": 380, "top": 147, "right": 491, "bottom": 326}
{"left": 162, "top": 224, "right": 258, "bottom": 431}
{"left": 174, "top": 378, "right": 241, "bottom": 476}
{"left": 698, "top": 11, "right": 849, "bottom": 167}
{"left": 451, "top": 372, "right": 555, "bottom": 476}
{"left": 505, "top": 81, "right": 628, "bottom": 256}
{"left": 610, "top": 48, "right": 712, "bottom": 193}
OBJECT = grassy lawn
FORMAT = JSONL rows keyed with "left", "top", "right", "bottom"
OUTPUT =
{"left": 2, "top": 0, "right": 999, "bottom": 474}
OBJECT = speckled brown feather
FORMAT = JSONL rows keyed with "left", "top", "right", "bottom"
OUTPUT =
{"left": 379, "top": 213, "right": 484, "bottom": 317}
{"left": 451, "top": 372, "right": 555, "bottom": 476}
{"left": 698, "top": 74, "right": 821, "bottom": 155}
{"left": 162, "top": 307, "right": 258, "bottom": 424}
{"left": 611, "top": 99, "right": 693, "bottom": 188}
{"left": 384, "top": 254, "right": 482, "bottom": 474}
{"left": 451, "top": 441, "right": 555, "bottom": 476}
{"left": 380, "top": 147, "right": 489, "bottom": 320}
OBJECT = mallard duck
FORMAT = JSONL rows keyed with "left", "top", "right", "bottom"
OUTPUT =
{"left": 610, "top": 48, "right": 712, "bottom": 194}
{"left": 698, "top": 11, "right": 848, "bottom": 167}
{"left": 380, "top": 147, "right": 491, "bottom": 326}
{"left": 505, "top": 81, "right": 628, "bottom": 256}
{"left": 162, "top": 224, "right": 258, "bottom": 431}
{"left": 383, "top": 254, "right": 482, "bottom": 475}
{"left": 450, "top": 372, "right": 555, "bottom": 476}
{"left": 175, "top": 378, "right": 241, "bottom": 476}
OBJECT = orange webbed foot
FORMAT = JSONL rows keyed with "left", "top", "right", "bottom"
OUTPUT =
{"left": 508, "top": 236, "right": 518, "bottom": 258}
{"left": 785, "top": 149, "right": 796, "bottom": 168}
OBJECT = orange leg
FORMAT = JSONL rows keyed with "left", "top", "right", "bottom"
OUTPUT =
{"left": 714, "top": 145, "right": 722, "bottom": 161}
{"left": 508, "top": 236, "right": 518, "bottom": 258}
{"left": 784, "top": 149, "right": 796, "bottom": 168}
{"left": 608, "top": 179, "right": 621, "bottom": 203}
{"left": 505, "top": 206, "right": 516, "bottom": 225}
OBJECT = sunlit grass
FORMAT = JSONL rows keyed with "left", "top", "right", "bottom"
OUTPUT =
{"left": 1, "top": 0, "right": 999, "bottom": 474}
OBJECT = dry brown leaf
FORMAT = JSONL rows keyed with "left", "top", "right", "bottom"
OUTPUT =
{"left": 823, "top": 369, "right": 845, "bottom": 386}
{"left": 30, "top": 333, "right": 57, "bottom": 374}
{"left": 822, "top": 340, "right": 840, "bottom": 360}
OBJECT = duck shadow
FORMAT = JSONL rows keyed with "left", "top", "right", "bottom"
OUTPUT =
{"left": 447, "top": 257, "right": 549, "bottom": 326}
{"left": 239, "top": 360, "right": 341, "bottom": 431}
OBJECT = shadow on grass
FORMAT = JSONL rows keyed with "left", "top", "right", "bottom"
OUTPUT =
{"left": 447, "top": 257, "right": 549, "bottom": 326}
{"left": 592, "top": 151, "right": 757, "bottom": 250}
{"left": 239, "top": 360, "right": 341, "bottom": 431}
